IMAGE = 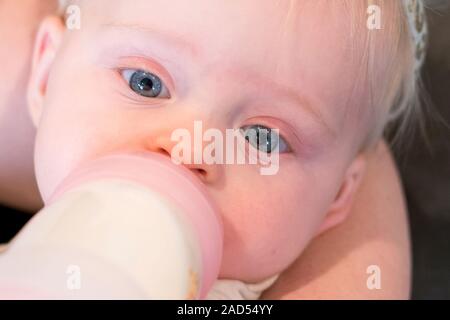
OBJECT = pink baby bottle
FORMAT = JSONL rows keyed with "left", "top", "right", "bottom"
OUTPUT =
{"left": 0, "top": 153, "right": 223, "bottom": 299}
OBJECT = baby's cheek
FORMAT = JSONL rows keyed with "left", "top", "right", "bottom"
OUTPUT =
{"left": 215, "top": 167, "right": 321, "bottom": 282}
{"left": 34, "top": 80, "right": 128, "bottom": 200}
{"left": 35, "top": 118, "right": 101, "bottom": 201}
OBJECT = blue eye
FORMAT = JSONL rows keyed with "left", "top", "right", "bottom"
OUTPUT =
{"left": 240, "top": 125, "right": 289, "bottom": 154}
{"left": 121, "top": 69, "right": 170, "bottom": 98}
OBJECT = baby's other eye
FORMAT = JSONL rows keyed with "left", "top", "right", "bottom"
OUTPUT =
{"left": 121, "top": 69, "right": 171, "bottom": 98}
{"left": 240, "top": 125, "right": 290, "bottom": 154}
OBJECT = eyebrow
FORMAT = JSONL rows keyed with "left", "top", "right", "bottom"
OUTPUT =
{"left": 230, "top": 67, "right": 335, "bottom": 137}
{"left": 101, "top": 22, "right": 200, "bottom": 60}
{"left": 100, "top": 22, "right": 334, "bottom": 137}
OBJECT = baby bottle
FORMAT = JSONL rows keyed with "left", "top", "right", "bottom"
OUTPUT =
{"left": 0, "top": 153, "right": 223, "bottom": 299}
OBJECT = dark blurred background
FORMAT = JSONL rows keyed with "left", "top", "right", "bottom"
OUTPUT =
{"left": 395, "top": 5, "right": 450, "bottom": 299}
{"left": 0, "top": 3, "right": 449, "bottom": 300}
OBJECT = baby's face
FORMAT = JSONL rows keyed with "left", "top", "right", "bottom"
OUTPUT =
{"left": 31, "top": 0, "right": 368, "bottom": 282}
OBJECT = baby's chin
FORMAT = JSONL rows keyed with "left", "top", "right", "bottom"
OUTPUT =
{"left": 216, "top": 216, "right": 313, "bottom": 283}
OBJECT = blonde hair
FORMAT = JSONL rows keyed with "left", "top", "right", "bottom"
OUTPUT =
{"left": 359, "top": 0, "right": 420, "bottom": 149}
{"left": 360, "top": 0, "right": 424, "bottom": 149}
{"left": 280, "top": 0, "right": 424, "bottom": 150}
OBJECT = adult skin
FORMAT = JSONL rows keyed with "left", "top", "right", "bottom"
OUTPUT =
{"left": 0, "top": 0, "right": 57, "bottom": 211}
{"left": 0, "top": 1, "right": 410, "bottom": 299}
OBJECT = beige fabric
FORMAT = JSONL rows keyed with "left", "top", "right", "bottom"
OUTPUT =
{"left": 206, "top": 274, "right": 279, "bottom": 300}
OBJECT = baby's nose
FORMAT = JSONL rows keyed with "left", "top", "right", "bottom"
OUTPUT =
{"left": 145, "top": 134, "right": 221, "bottom": 184}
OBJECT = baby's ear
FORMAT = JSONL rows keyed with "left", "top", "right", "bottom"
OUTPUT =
{"left": 27, "top": 16, "right": 65, "bottom": 128}
{"left": 316, "top": 153, "right": 367, "bottom": 236}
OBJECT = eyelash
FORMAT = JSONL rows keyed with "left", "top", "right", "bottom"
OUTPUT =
{"left": 111, "top": 55, "right": 175, "bottom": 100}
{"left": 120, "top": 69, "right": 171, "bottom": 99}
{"left": 240, "top": 124, "right": 291, "bottom": 154}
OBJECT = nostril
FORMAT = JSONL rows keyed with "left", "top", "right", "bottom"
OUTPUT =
{"left": 157, "top": 148, "right": 171, "bottom": 158}
{"left": 195, "top": 168, "right": 208, "bottom": 179}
